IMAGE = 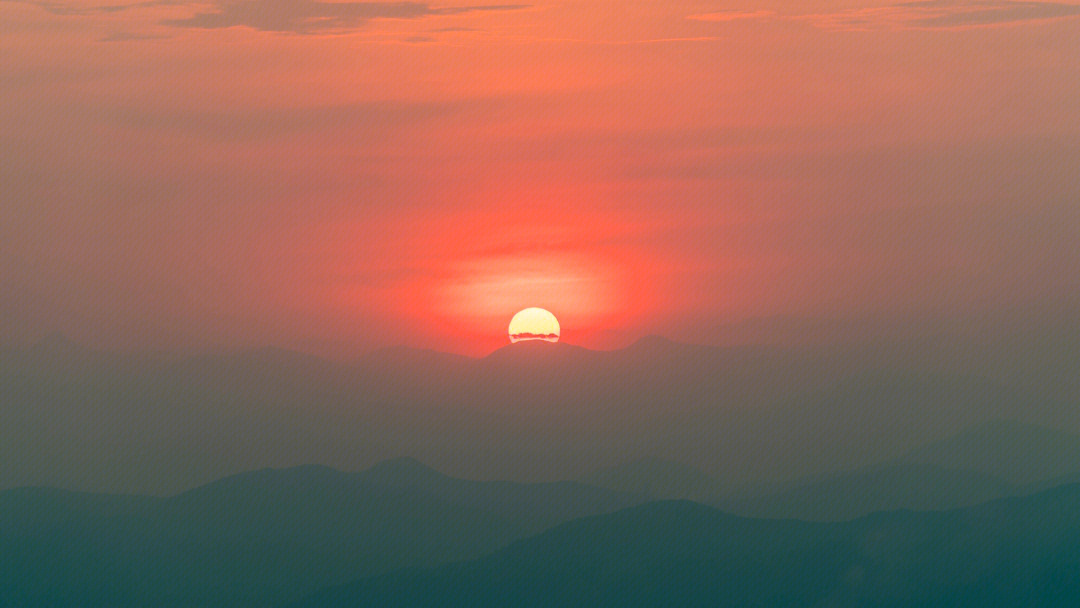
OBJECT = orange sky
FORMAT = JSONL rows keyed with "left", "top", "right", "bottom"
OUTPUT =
{"left": 2, "top": 0, "right": 1079, "bottom": 355}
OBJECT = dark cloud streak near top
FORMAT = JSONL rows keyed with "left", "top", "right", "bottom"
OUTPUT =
{"left": 689, "top": 1, "right": 1080, "bottom": 31}
{"left": 14, "top": 0, "right": 177, "bottom": 16}
{"left": 161, "top": 0, "right": 528, "bottom": 34}
{"left": 902, "top": 0, "right": 1080, "bottom": 29}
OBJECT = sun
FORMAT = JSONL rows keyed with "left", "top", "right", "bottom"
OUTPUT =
{"left": 508, "top": 308, "right": 560, "bottom": 343}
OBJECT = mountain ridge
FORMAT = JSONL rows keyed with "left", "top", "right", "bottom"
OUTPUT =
{"left": 289, "top": 483, "right": 1080, "bottom": 607}
{"left": 0, "top": 458, "right": 645, "bottom": 607}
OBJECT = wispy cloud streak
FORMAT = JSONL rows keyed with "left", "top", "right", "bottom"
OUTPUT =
{"left": 687, "top": 10, "right": 775, "bottom": 22}
{"left": 161, "top": 0, "right": 528, "bottom": 34}
{"left": 689, "top": 1, "right": 1080, "bottom": 31}
{"left": 799, "top": 1, "right": 1080, "bottom": 31}
{"left": 13, "top": 0, "right": 177, "bottom": 15}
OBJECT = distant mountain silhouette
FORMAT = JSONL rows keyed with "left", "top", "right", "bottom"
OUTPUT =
{"left": 704, "top": 421, "right": 1080, "bottom": 520}
{"left": 899, "top": 420, "right": 1080, "bottom": 483}
{"left": 579, "top": 457, "right": 727, "bottom": 500}
{"left": 581, "top": 426, "right": 1080, "bottom": 521}
{"left": 1025, "top": 470, "right": 1080, "bottom": 494}
{"left": 0, "top": 460, "right": 642, "bottom": 607}
{"left": 2, "top": 336, "right": 1076, "bottom": 493}
{"left": 353, "top": 457, "right": 646, "bottom": 533}
{"left": 481, "top": 339, "right": 593, "bottom": 366}
{"left": 363, "top": 455, "right": 447, "bottom": 483}
{"left": 291, "top": 484, "right": 1080, "bottom": 607}
{"left": 625, "top": 334, "right": 680, "bottom": 349}
{"left": 358, "top": 345, "right": 472, "bottom": 377}
{"left": 720, "top": 463, "right": 1015, "bottom": 520}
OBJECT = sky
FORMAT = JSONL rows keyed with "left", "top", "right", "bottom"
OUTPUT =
{"left": 2, "top": 0, "right": 1078, "bottom": 356}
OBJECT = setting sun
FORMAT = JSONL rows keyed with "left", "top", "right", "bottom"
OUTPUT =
{"left": 4, "top": 0, "right": 1078, "bottom": 603}
{"left": 508, "top": 308, "right": 560, "bottom": 343}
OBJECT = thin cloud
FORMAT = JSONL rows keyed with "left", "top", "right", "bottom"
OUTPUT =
{"left": 798, "top": 0, "right": 1080, "bottom": 31}
{"left": 101, "top": 97, "right": 505, "bottom": 140}
{"left": 161, "top": 0, "right": 529, "bottom": 34}
{"left": 99, "top": 31, "right": 171, "bottom": 41}
{"left": 15, "top": 0, "right": 176, "bottom": 15}
{"left": 687, "top": 10, "right": 775, "bottom": 22}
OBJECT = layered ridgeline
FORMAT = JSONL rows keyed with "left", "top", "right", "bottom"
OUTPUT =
{"left": 6, "top": 450, "right": 1080, "bottom": 607}
{"left": 582, "top": 420, "right": 1080, "bottom": 521}
{"left": 0, "top": 459, "right": 642, "bottom": 608}
{"left": 292, "top": 484, "right": 1080, "bottom": 608}
{"left": 3, "top": 335, "right": 1078, "bottom": 494}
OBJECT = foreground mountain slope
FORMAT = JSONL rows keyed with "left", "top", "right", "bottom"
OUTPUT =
{"left": 0, "top": 461, "right": 642, "bottom": 608}
{"left": 293, "top": 484, "right": 1080, "bottom": 608}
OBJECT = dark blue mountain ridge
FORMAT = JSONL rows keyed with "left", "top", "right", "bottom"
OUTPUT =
{"left": 291, "top": 483, "right": 1080, "bottom": 608}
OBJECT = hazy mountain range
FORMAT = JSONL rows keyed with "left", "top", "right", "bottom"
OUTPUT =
{"left": 6, "top": 332, "right": 1080, "bottom": 605}
{"left": 6, "top": 453, "right": 1080, "bottom": 607}
{"left": 583, "top": 420, "right": 1080, "bottom": 520}
{"left": 0, "top": 459, "right": 645, "bottom": 607}
{"left": 2, "top": 334, "right": 1078, "bottom": 494}
{"left": 292, "top": 485, "right": 1080, "bottom": 608}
